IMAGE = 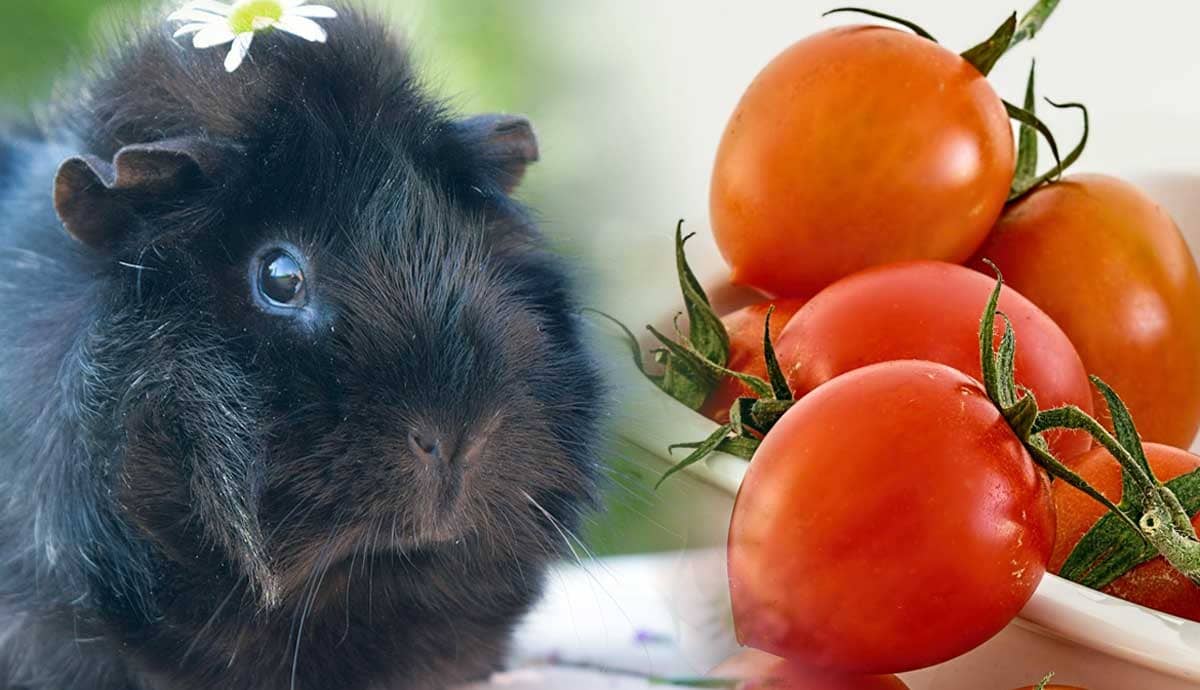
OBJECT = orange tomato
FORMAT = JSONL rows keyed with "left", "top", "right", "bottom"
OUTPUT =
{"left": 701, "top": 298, "right": 806, "bottom": 423}
{"left": 711, "top": 25, "right": 1014, "bottom": 297}
{"left": 774, "top": 261, "right": 1093, "bottom": 459}
{"left": 1050, "top": 442, "right": 1200, "bottom": 621}
{"left": 971, "top": 174, "right": 1200, "bottom": 448}
{"left": 729, "top": 361, "right": 1054, "bottom": 673}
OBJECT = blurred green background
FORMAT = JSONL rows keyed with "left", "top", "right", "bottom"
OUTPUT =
{"left": 1, "top": 1, "right": 536, "bottom": 107}
{"left": 0, "top": 0, "right": 562, "bottom": 213}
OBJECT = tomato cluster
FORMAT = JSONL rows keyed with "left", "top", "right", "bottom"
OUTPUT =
{"left": 618, "top": 1, "right": 1200, "bottom": 686}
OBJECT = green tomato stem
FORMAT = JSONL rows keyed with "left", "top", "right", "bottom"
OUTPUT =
{"left": 1033, "top": 404, "right": 1200, "bottom": 582}
{"left": 1161, "top": 486, "right": 1200, "bottom": 540}
{"left": 977, "top": 265, "right": 1200, "bottom": 584}
{"left": 1035, "top": 406, "right": 1161, "bottom": 503}
{"left": 1010, "top": 0, "right": 1062, "bottom": 47}
{"left": 1140, "top": 506, "right": 1200, "bottom": 586}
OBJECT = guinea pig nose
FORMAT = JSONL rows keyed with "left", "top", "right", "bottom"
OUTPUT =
{"left": 408, "top": 429, "right": 448, "bottom": 465}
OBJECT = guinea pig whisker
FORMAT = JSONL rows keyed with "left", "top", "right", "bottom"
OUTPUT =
{"left": 341, "top": 512, "right": 382, "bottom": 644}
{"left": 493, "top": 507, "right": 527, "bottom": 588}
{"left": 288, "top": 520, "right": 343, "bottom": 690}
{"left": 340, "top": 520, "right": 362, "bottom": 642}
{"left": 116, "top": 261, "right": 159, "bottom": 271}
{"left": 128, "top": 243, "right": 161, "bottom": 304}
{"left": 521, "top": 490, "right": 593, "bottom": 571}
{"left": 524, "top": 503, "right": 615, "bottom": 589}
{"left": 590, "top": 499, "right": 681, "bottom": 543}
{"left": 521, "top": 492, "right": 651, "bottom": 657}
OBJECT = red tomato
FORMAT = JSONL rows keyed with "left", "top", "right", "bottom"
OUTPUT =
{"left": 701, "top": 298, "right": 806, "bottom": 423}
{"left": 1012, "top": 686, "right": 1086, "bottom": 690}
{"left": 711, "top": 25, "right": 1014, "bottom": 297}
{"left": 775, "top": 261, "right": 1093, "bottom": 459}
{"left": 1050, "top": 442, "right": 1200, "bottom": 621}
{"left": 728, "top": 360, "right": 1054, "bottom": 674}
{"left": 712, "top": 649, "right": 910, "bottom": 690}
{"left": 971, "top": 174, "right": 1200, "bottom": 448}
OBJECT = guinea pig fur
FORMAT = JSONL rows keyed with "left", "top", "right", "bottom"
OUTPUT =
{"left": 0, "top": 5, "right": 604, "bottom": 690}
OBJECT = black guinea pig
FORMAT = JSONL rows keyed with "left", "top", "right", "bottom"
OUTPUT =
{"left": 0, "top": 4, "right": 604, "bottom": 690}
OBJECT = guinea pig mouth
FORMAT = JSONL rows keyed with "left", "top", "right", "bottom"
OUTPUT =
{"left": 272, "top": 504, "right": 474, "bottom": 597}
{"left": 268, "top": 422, "right": 509, "bottom": 595}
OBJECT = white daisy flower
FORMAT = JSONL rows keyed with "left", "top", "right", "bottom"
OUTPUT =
{"left": 168, "top": 0, "right": 338, "bottom": 73}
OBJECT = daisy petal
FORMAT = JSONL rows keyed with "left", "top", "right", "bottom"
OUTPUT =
{"left": 291, "top": 5, "right": 337, "bottom": 18}
{"left": 167, "top": 8, "right": 226, "bottom": 23}
{"left": 280, "top": 0, "right": 307, "bottom": 7}
{"left": 276, "top": 15, "right": 327, "bottom": 42}
{"left": 224, "top": 33, "right": 254, "bottom": 72}
{"left": 172, "top": 22, "right": 210, "bottom": 37}
{"left": 193, "top": 24, "right": 237, "bottom": 49}
{"left": 183, "top": 0, "right": 232, "bottom": 14}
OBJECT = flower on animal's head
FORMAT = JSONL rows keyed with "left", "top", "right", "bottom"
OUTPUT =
{"left": 169, "top": 0, "right": 338, "bottom": 73}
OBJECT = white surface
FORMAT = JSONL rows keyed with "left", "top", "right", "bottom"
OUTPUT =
{"left": 469, "top": 551, "right": 1200, "bottom": 689}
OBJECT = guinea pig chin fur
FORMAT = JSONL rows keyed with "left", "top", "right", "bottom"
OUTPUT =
{"left": 0, "top": 4, "right": 605, "bottom": 690}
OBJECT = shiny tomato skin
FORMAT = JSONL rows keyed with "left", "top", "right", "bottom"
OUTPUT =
{"left": 1050, "top": 442, "right": 1200, "bottom": 621}
{"left": 775, "top": 261, "right": 1093, "bottom": 459}
{"left": 702, "top": 298, "right": 806, "bottom": 423}
{"left": 971, "top": 174, "right": 1200, "bottom": 448}
{"left": 729, "top": 360, "right": 1055, "bottom": 673}
{"left": 711, "top": 25, "right": 1014, "bottom": 297}
{"left": 713, "top": 649, "right": 910, "bottom": 690}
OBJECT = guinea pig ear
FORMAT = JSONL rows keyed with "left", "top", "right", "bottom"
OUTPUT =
{"left": 459, "top": 114, "right": 539, "bottom": 193}
{"left": 53, "top": 137, "right": 235, "bottom": 249}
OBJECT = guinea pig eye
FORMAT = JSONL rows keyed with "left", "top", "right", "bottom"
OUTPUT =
{"left": 255, "top": 248, "right": 308, "bottom": 309}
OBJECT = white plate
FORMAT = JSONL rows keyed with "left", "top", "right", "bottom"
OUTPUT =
{"left": 611, "top": 172, "right": 1200, "bottom": 686}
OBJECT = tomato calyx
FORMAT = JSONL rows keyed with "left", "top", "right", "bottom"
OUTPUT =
{"left": 657, "top": 309, "right": 796, "bottom": 488}
{"left": 1010, "top": 0, "right": 1061, "bottom": 45}
{"left": 821, "top": 8, "right": 937, "bottom": 41}
{"left": 976, "top": 265, "right": 1125, "bottom": 518}
{"left": 671, "top": 221, "right": 732, "bottom": 373}
{"left": 1008, "top": 62, "right": 1091, "bottom": 201}
{"left": 823, "top": 3, "right": 1089, "bottom": 201}
{"left": 1013, "top": 62, "right": 1042, "bottom": 185}
{"left": 978, "top": 265, "right": 1200, "bottom": 586}
{"left": 1059, "top": 467, "right": 1200, "bottom": 589}
{"left": 1034, "top": 673, "right": 1056, "bottom": 690}
{"left": 825, "top": 0, "right": 1058, "bottom": 75}
{"left": 1033, "top": 388, "right": 1200, "bottom": 586}
{"left": 591, "top": 223, "right": 799, "bottom": 485}
{"left": 960, "top": 12, "right": 1017, "bottom": 77}
{"left": 592, "top": 221, "right": 731, "bottom": 411}
{"left": 1002, "top": 99, "right": 1065, "bottom": 192}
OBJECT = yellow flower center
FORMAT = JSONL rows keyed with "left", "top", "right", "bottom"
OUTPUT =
{"left": 228, "top": 0, "right": 283, "bottom": 34}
